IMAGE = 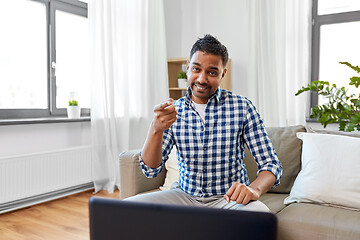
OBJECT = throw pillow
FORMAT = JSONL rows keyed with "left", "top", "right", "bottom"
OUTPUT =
{"left": 243, "top": 125, "right": 305, "bottom": 193}
{"left": 284, "top": 132, "right": 360, "bottom": 210}
{"left": 159, "top": 147, "right": 179, "bottom": 190}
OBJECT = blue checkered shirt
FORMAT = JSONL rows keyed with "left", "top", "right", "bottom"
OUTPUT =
{"left": 140, "top": 88, "right": 282, "bottom": 197}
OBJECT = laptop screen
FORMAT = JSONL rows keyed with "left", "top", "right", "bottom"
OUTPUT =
{"left": 89, "top": 197, "right": 277, "bottom": 240}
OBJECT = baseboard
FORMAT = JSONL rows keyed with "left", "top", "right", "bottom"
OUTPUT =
{"left": 0, "top": 182, "right": 94, "bottom": 214}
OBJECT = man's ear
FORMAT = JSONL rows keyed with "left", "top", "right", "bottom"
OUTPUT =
{"left": 186, "top": 60, "right": 190, "bottom": 70}
{"left": 221, "top": 68, "right": 227, "bottom": 79}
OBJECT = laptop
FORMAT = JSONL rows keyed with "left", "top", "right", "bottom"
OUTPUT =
{"left": 89, "top": 197, "right": 277, "bottom": 240}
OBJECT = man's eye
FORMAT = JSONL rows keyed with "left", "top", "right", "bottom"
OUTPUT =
{"left": 192, "top": 67, "right": 199, "bottom": 71}
{"left": 209, "top": 71, "right": 218, "bottom": 76}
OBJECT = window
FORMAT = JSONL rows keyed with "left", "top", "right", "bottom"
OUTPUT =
{"left": 55, "top": 10, "right": 90, "bottom": 109}
{"left": 0, "top": 0, "right": 89, "bottom": 119}
{"left": 311, "top": 0, "right": 360, "bottom": 107}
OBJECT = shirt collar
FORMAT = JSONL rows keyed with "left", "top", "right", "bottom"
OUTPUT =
{"left": 185, "top": 87, "right": 222, "bottom": 106}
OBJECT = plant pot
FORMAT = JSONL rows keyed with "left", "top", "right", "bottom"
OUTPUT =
{"left": 67, "top": 106, "right": 81, "bottom": 119}
{"left": 177, "top": 78, "right": 188, "bottom": 89}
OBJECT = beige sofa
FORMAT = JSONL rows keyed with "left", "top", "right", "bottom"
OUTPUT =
{"left": 119, "top": 125, "right": 360, "bottom": 240}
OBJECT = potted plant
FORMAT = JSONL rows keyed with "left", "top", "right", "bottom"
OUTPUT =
{"left": 177, "top": 71, "right": 188, "bottom": 89}
{"left": 67, "top": 99, "right": 81, "bottom": 119}
{"left": 296, "top": 62, "right": 360, "bottom": 132}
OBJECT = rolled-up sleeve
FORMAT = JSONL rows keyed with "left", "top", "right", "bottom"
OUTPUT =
{"left": 243, "top": 99, "right": 283, "bottom": 187}
{"left": 139, "top": 127, "right": 175, "bottom": 178}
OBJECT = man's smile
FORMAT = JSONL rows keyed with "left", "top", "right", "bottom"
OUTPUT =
{"left": 194, "top": 83, "right": 209, "bottom": 90}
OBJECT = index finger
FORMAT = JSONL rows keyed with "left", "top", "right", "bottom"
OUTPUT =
{"left": 154, "top": 99, "right": 174, "bottom": 111}
{"left": 224, "top": 183, "right": 236, "bottom": 202}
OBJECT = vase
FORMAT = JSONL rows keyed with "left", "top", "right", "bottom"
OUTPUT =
{"left": 67, "top": 106, "right": 81, "bottom": 119}
{"left": 177, "top": 78, "right": 188, "bottom": 88}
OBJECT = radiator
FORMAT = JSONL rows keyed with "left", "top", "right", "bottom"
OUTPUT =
{"left": 0, "top": 146, "right": 93, "bottom": 207}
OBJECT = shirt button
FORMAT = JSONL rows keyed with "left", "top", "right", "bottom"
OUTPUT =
{"left": 202, "top": 188, "right": 205, "bottom": 192}
{"left": 203, "top": 147, "right": 207, "bottom": 151}
{"left": 201, "top": 127, "right": 204, "bottom": 131}
{"left": 203, "top": 169, "right": 206, "bottom": 173}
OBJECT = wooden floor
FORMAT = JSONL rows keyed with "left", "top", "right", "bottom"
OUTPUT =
{"left": 0, "top": 190, "right": 120, "bottom": 240}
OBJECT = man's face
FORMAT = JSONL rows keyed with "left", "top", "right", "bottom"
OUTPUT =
{"left": 187, "top": 51, "right": 227, "bottom": 104}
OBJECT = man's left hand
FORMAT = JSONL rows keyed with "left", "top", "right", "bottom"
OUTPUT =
{"left": 224, "top": 182, "right": 261, "bottom": 205}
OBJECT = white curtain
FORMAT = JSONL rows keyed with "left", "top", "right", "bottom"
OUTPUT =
{"left": 89, "top": 0, "right": 169, "bottom": 193}
{"left": 247, "top": 0, "right": 312, "bottom": 127}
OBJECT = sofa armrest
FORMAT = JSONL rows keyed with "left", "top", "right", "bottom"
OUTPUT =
{"left": 119, "top": 149, "right": 166, "bottom": 199}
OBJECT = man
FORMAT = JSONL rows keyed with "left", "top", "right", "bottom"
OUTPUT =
{"left": 126, "top": 34, "right": 282, "bottom": 212}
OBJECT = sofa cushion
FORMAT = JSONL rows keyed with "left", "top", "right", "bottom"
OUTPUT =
{"left": 119, "top": 150, "right": 166, "bottom": 199}
{"left": 277, "top": 203, "right": 360, "bottom": 240}
{"left": 160, "top": 147, "right": 179, "bottom": 190}
{"left": 259, "top": 193, "right": 289, "bottom": 214}
{"left": 244, "top": 125, "right": 305, "bottom": 193}
{"left": 284, "top": 132, "right": 360, "bottom": 210}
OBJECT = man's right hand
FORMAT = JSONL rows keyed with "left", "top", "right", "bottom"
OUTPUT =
{"left": 152, "top": 99, "right": 177, "bottom": 134}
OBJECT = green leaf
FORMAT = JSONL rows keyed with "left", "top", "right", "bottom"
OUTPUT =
{"left": 310, "top": 85, "right": 317, "bottom": 91}
{"left": 351, "top": 99, "right": 360, "bottom": 108}
{"left": 346, "top": 123, "right": 355, "bottom": 132}
{"left": 68, "top": 100, "right": 78, "bottom": 106}
{"left": 339, "top": 62, "right": 360, "bottom": 74}
{"left": 339, "top": 121, "right": 347, "bottom": 131}
{"left": 350, "top": 113, "right": 360, "bottom": 124}
{"left": 177, "top": 71, "right": 187, "bottom": 79}
{"left": 349, "top": 76, "right": 360, "bottom": 88}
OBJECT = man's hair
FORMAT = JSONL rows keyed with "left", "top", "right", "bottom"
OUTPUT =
{"left": 190, "top": 34, "right": 229, "bottom": 67}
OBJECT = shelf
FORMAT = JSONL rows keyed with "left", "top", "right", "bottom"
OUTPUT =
{"left": 169, "top": 88, "right": 187, "bottom": 91}
{"left": 167, "top": 58, "right": 188, "bottom": 63}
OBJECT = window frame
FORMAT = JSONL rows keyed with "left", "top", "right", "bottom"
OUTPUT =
{"left": 0, "top": 0, "right": 89, "bottom": 120}
{"left": 311, "top": 0, "right": 360, "bottom": 109}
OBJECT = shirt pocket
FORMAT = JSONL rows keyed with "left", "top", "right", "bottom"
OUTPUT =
{"left": 213, "top": 119, "right": 240, "bottom": 150}
{"left": 220, "top": 119, "right": 237, "bottom": 136}
{"left": 173, "top": 112, "right": 203, "bottom": 152}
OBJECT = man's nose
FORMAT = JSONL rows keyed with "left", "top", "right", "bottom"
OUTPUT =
{"left": 197, "top": 72, "right": 207, "bottom": 84}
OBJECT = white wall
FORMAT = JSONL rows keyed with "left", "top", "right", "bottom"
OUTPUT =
{"left": 164, "top": 0, "right": 251, "bottom": 96}
{"left": 0, "top": 122, "right": 91, "bottom": 158}
{"left": 0, "top": 1, "right": 338, "bottom": 160}
{"left": 163, "top": 0, "right": 337, "bottom": 131}
{"left": 1, "top": 0, "right": 247, "bottom": 159}
{"left": 0, "top": 0, "right": 186, "bottom": 160}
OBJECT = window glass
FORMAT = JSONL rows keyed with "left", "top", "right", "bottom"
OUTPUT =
{"left": 318, "top": 21, "right": 360, "bottom": 105}
{"left": 55, "top": 10, "right": 90, "bottom": 109}
{"left": 318, "top": 0, "right": 360, "bottom": 15}
{"left": 0, "top": 0, "right": 47, "bottom": 109}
